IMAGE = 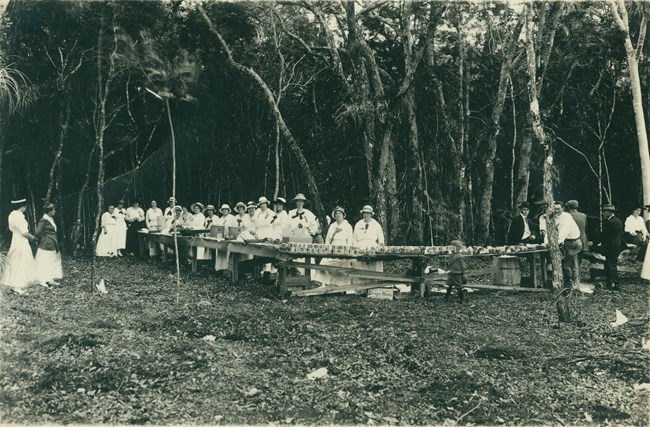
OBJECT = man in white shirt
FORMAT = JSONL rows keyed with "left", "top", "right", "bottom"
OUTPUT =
{"left": 553, "top": 201, "right": 583, "bottom": 288}
{"left": 624, "top": 207, "right": 648, "bottom": 261}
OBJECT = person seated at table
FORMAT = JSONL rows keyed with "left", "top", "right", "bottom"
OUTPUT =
{"left": 217, "top": 204, "right": 238, "bottom": 229}
{"left": 164, "top": 197, "right": 176, "bottom": 218}
{"left": 288, "top": 193, "right": 319, "bottom": 242}
{"left": 313, "top": 206, "right": 354, "bottom": 287}
{"left": 445, "top": 240, "right": 468, "bottom": 303}
{"left": 352, "top": 205, "right": 385, "bottom": 274}
{"left": 188, "top": 202, "right": 206, "bottom": 230}
{"left": 507, "top": 202, "right": 536, "bottom": 245}
{"left": 242, "top": 201, "right": 258, "bottom": 235}
{"left": 204, "top": 205, "right": 217, "bottom": 228}
{"left": 181, "top": 205, "right": 192, "bottom": 228}
{"left": 96, "top": 205, "right": 118, "bottom": 257}
{"left": 163, "top": 205, "right": 183, "bottom": 232}
{"left": 624, "top": 207, "right": 648, "bottom": 261}
{"left": 272, "top": 197, "right": 289, "bottom": 240}
{"left": 146, "top": 200, "right": 163, "bottom": 230}
{"left": 254, "top": 197, "right": 274, "bottom": 240}
{"left": 234, "top": 202, "right": 247, "bottom": 228}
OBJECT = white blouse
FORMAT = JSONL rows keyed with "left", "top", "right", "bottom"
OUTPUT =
{"left": 353, "top": 219, "right": 385, "bottom": 248}
{"left": 326, "top": 220, "right": 354, "bottom": 245}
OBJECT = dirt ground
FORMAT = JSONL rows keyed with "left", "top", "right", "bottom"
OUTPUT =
{"left": 0, "top": 256, "right": 648, "bottom": 425}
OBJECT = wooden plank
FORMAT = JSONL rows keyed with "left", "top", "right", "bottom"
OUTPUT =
{"left": 291, "top": 282, "right": 396, "bottom": 297}
{"left": 285, "top": 261, "right": 419, "bottom": 283}
{"left": 463, "top": 283, "right": 550, "bottom": 292}
{"left": 589, "top": 263, "right": 640, "bottom": 273}
{"left": 278, "top": 265, "right": 287, "bottom": 294}
{"left": 285, "top": 276, "right": 311, "bottom": 284}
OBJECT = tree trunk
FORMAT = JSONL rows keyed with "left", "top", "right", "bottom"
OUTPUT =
{"left": 274, "top": 120, "right": 280, "bottom": 200}
{"left": 610, "top": 5, "right": 649, "bottom": 204}
{"left": 477, "top": 18, "right": 523, "bottom": 244}
{"left": 198, "top": 6, "right": 326, "bottom": 224}
{"left": 46, "top": 98, "right": 71, "bottom": 203}
{"left": 405, "top": 89, "right": 424, "bottom": 244}
{"left": 514, "top": 117, "right": 533, "bottom": 208}
{"left": 457, "top": 14, "right": 466, "bottom": 239}
{"left": 165, "top": 98, "right": 181, "bottom": 302}
{"left": 526, "top": 2, "right": 572, "bottom": 322}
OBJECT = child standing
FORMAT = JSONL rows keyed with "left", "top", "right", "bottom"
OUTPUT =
{"left": 446, "top": 240, "right": 468, "bottom": 302}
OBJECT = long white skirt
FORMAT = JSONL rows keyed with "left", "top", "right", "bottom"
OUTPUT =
{"left": 35, "top": 249, "right": 63, "bottom": 284}
{"left": 1, "top": 237, "right": 37, "bottom": 289}
{"left": 312, "top": 258, "right": 352, "bottom": 286}
{"left": 115, "top": 220, "right": 127, "bottom": 250}
{"left": 96, "top": 227, "right": 117, "bottom": 257}
{"left": 215, "top": 250, "right": 229, "bottom": 271}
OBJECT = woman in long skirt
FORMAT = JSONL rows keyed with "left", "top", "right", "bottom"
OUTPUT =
{"left": 0, "top": 198, "right": 38, "bottom": 294}
{"left": 96, "top": 205, "right": 118, "bottom": 257}
{"left": 35, "top": 203, "right": 63, "bottom": 287}
{"left": 313, "top": 206, "right": 353, "bottom": 286}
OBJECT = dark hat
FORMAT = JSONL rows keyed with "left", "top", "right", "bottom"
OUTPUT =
{"left": 602, "top": 204, "right": 617, "bottom": 212}
{"left": 43, "top": 202, "right": 56, "bottom": 212}
{"left": 566, "top": 200, "right": 579, "bottom": 210}
{"left": 519, "top": 202, "right": 530, "bottom": 209}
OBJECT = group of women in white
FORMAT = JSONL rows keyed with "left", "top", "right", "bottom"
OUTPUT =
{"left": 95, "top": 200, "right": 145, "bottom": 257}
{"left": 1, "top": 199, "right": 63, "bottom": 294}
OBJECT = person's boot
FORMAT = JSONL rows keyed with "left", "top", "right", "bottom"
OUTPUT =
{"left": 263, "top": 271, "right": 272, "bottom": 286}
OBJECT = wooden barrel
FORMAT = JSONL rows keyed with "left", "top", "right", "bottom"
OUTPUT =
{"left": 492, "top": 255, "right": 521, "bottom": 286}
{"left": 227, "top": 226, "right": 243, "bottom": 239}
{"left": 210, "top": 225, "right": 225, "bottom": 238}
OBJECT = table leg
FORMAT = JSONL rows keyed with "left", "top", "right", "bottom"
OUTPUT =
{"left": 418, "top": 258, "right": 426, "bottom": 297}
{"left": 278, "top": 264, "right": 287, "bottom": 295}
{"left": 305, "top": 256, "right": 311, "bottom": 280}
{"left": 162, "top": 245, "right": 167, "bottom": 262}
{"left": 530, "top": 254, "right": 538, "bottom": 288}
{"left": 191, "top": 247, "right": 198, "bottom": 273}
{"left": 542, "top": 253, "right": 549, "bottom": 287}
{"left": 139, "top": 235, "right": 146, "bottom": 258}
{"left": 232, "top": 253, "right": 240, "bottom": 282}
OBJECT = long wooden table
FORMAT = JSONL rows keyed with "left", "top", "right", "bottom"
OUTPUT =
{"left": 139, "top": 231, "right": 550, "bottom": 297}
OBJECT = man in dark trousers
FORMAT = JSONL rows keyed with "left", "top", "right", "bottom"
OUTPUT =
{"left": 566, "top": 200, "right": 588, "bottom": 285}
{"left": 507, "top": 202, "right": 536, "bottom": 245}
{"left": 600, "top": 204, "right": 624, "bottom": 290}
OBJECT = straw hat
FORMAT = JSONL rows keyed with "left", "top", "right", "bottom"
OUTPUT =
{"left": 11, "top": 198, "right": 26, "bottom": 205}
{"left": 205, "top": 204, "right": 216, "bottom": 212}
{"left": 360, "top": 205, "right": 374, "bottom": 215}
{"left": 246, "top": 201, "right": 257, "bottom": 210}
{"left": 191, "top": 202, "right": 205, "bottom": 211}
{"left": 331, "top": 206, "right": 346, "bottom": 218}
{"left": 602, "top": 204, "right": 616, "bottom": 212}
{"left": 220, "top": 204, "right": 231, "bottom": 212}
{"left": 235, "top": 202, "right": 247, "bottom": 210}
{"left": 258, "top": 196, "right": 269, "bottom": 205}
{"left": 274, "top": 197, "right": 287, "bottom": 205}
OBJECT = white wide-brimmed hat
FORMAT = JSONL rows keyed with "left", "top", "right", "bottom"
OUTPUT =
{"left": 191, "top": 202, "right": 205, "bottom": 211}
{"left": 274, "top": 197, "right": 287, "bottom": 204}
{"left": 331, "top": 206, "right": 346, "bottom": 218}
{"left": 360, "top": 205, "right": 374, "bottom": 215}
{"left": 292, "top": 193, "right": 308, "bottom": 202}
{"left": 258, "top": 196, "right": 269, "bottom": 205}
{"left": 220, "top": 204, "right": 231, "bottom": 212}
{"left": 246, "top": 201, "right": 257, "bottom": 210}
{"left": 205, "top": 204, "right": 216, "bottom": 211}
{"left": 235, "top": 202, "right": 247, "bottom": 210}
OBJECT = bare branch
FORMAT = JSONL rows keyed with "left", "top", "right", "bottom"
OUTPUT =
{"left": 635, "top": 14, "right": 647, "bottom": 60}
{"left": 356, "top": 0, "right": 389, "bottom": 19}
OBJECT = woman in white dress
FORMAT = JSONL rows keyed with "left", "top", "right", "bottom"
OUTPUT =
{"left": 254, "top": 197, "right": 274, "bottom": 240}
{"left": 96, "top": 205, "right": 118, "bottom": 257}
{"left": 272, "top": 197, "right": 289, "bottom": 240}
{"left": 115, "top": 200, "right": 127, "bottom": 256}
{"left": 353, "top": 205, "right": 385, "bottom": 274}
{"left": 215, "top": 204, "right": 238, "bottom": 271}
{"left": 242, "top": 201, "right": 258, "bottom": 236}
{"left": 35, "top": 203, "right": 63, "bottom": 287}
{"left": 313, "top": 206, "right": 354, "bottom": 286}
{"left": 1, "top": 198, "right": 37, "bottom": 294}
{"left": 189, "top": 202, "right": 206, "bottom": 230}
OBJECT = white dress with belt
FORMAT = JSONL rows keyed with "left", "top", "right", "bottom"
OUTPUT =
{"left": 0, "top": 210, "right": 37, "bottom": 289}
{"left": 115, "top": 208, "right": 127, "bottom": 250}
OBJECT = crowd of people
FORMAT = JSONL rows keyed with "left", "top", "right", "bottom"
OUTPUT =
{"left": 1, "top": 191, "right": 648, "bottom": 294}
{"left": 506, "top": 199, "right": 649, "bottom": 290}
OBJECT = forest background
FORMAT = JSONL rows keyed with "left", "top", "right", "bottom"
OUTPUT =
{"left": 0, "top": 0, "right": 647, "bottom": 249}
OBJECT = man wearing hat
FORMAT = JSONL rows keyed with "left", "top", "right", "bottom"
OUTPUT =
{"left": 164, "top": 197, "right": 176, "bottom": 218}
{"left": 553, "top": 201, "right": 583, "bottom": 288}
{"left": 598, "top": 205, "right": 624, "bottom": 289}
{"left": 1, "top": 198, "right": 37, "bottom": 294}
{"left": 288, "top": 193, "right": 319, "bottom": 240}
{"left": 624, "top": 207, "right": 648, "bottom": 261}
{"left": 567, "top": 200, "right": 588, "bottom": 285}
{"left": 507, "top": 202, "right": 536, "bottom": 245}
{"left": 272, "top": 197, "right": 289, "bottom": 240}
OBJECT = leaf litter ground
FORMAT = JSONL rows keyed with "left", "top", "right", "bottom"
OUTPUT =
{"left": 0, "top": 256, "right": 648, "bottom": 425}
